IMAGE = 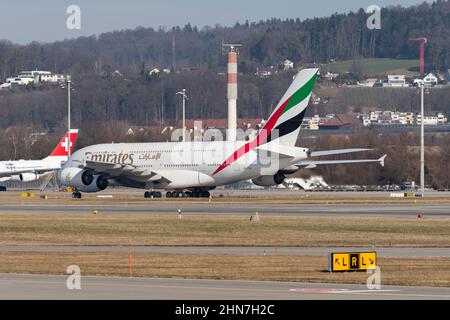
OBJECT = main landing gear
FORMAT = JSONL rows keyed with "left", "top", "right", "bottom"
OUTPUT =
{"left": 144, "top": 191, "right": 162, "bottom": 198}
{"left": 144, "top": 190, "right": 210, "bottom": 198}
{"left": 165, "top": 190, "right": 210, "bottom": 198}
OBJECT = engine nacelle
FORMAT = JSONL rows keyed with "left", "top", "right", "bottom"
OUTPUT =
{"left": 59, "top": 167, "right": 108, "bottom": 192}
{"left": 6, "top": 173, "right": 39, "bottom": 182}
{"left": 252, "top": 172, "right": 285, "bottom": 187}
{"left": 19, "top": 173, "right": 39, "bottom": 182}
{"left": 78, "top": 175, "right": 109, "bottom": 193}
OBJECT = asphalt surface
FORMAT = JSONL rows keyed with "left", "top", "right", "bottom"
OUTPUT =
{"left": 0, "top": 246, "right": 449, "bottom": 257}
{"left": 1, "top": 203, "right": 449, "bottom": 217}
{"left": 0, "top": 192, "right": 448, "bottom": 300}
{"left": 0, "top": 273, "right": 448, "bottom": 300}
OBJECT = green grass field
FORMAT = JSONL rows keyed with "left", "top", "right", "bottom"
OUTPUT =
{"left": 323, "top": 58, "right": 420, "bottom": 76}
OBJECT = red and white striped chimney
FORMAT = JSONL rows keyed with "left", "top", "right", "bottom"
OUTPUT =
{"left": 227, "top": 50, "right": 238, "bottom": 141}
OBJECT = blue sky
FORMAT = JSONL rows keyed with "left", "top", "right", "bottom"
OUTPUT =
{"left": 0, "top": 0, "right": 434, "bottom": 44}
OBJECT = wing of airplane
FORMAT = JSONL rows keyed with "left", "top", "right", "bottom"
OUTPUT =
{"left": 84, "top": 160, "right": 170, "bottom": 182}
{"left": 308, "top": 148, "right": 372, "bottom": 157}
{"left": 0, "top": 166, "right": 61, "bottom": 178}
{"left": 256, "top": 144, "right": 384, "bottom": 169}
{"left": 256, "top": 143, "right": 372, "bottom": 159}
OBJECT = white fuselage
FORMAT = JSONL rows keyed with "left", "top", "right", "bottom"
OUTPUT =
{"left": 64, "top": 141, "right": 309, "bottom": 189}
{"left": 0, "top": 157, "right": 66, "bottom": 182}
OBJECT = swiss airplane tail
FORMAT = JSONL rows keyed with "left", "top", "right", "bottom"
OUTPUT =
{"left": 46, "top": 129, "right": 79, "bottom": 159}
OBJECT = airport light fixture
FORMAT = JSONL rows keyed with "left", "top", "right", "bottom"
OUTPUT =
{"left": 67, "top": 76, "right": 72, "bottom": 157}
{"left": 417, "top": 80, "right": 425, "bottom": 194}
{"left": 176, "top": 89, "right": 188, "bottom": 142}
{"left": 61, "top": 76, "right": 74, "bottom": 157}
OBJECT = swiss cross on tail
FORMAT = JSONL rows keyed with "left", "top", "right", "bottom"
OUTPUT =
{"left": 48, "top": 129, "right": 79, "bottom": 157}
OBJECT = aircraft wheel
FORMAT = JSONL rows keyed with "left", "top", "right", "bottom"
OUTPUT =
{"left": 154, "top": 191, "right": 162, "bottom": 198}
{"left": 144, "top": 191, "right": 152, "bottom": 198}
{"left": 166, "top": 191, "right": 172, "bottom": 198}
{"left": 72, "top": 192, "right": 82, "bottom": 199}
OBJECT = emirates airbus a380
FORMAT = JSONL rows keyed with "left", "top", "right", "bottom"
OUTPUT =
{"left": 0, "top": 130, "right": 79, "bottom": 188}
{"left": 59, "top": 69, "right": 386, "bottom": 199}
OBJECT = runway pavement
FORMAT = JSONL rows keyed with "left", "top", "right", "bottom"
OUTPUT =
{"left": 0, "top": 273, "right": 448, "bottom": 300}
{"left": 0, "top": 246, "right": 449, "bottom": 257}
{"left": 1, "top": 202, "right": 449, "bottom": 217}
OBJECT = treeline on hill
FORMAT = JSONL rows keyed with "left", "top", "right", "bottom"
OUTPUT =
{"left": 0, "top": 1, "right": 449, "bottom": 131}
{"left": 0, "top": 70, "right": 294, "bottom": 130}
{"left": 1, "top": 1, "right": 450, "bottom": 76}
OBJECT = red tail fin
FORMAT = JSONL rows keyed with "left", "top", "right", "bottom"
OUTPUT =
{"left": 48, "top": 129, "right": 79, "bottom": 157}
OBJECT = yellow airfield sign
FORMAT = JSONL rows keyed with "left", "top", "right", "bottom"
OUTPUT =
{"left": 329, "top": 252, "right": 377, "bottom": 272}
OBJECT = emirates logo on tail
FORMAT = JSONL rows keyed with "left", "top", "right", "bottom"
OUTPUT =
{"left": 48, "top": 129, "right": 79, "bottom": 157}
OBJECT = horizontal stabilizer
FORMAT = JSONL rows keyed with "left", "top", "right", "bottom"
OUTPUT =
{"left": 296, "top": 155, "right": 387, "bottom": 169}
{"left": 256, "top": 144, "right": 308, "bottom": 158}
{"left": 308, "top": 148, "right": 371, "bottom": 158}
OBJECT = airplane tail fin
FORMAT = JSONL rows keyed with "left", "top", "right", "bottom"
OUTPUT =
{"left": 46, "top": 129, "right": 79, "bottom": 158}
{"left": 262, "top": 68, "right": 318, "bottom": 146}
{"left": 212, "top": 69, "right": 318, "bottom": 176}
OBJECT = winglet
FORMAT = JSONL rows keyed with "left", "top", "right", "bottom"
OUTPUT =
{"left": 379, "top": 154, "right": 387, "bottom": 167}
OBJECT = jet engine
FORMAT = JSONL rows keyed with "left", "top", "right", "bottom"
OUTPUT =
{"left": 19, "top": 173, "right": 39, "bottom": 182}
{"left": 251, "top": 172, "right": 285, "bottom": 187}
{"left": 59, "top": 167, "right": 108, "bottom": 192}
{"left": 6, "top": 173, "right": 40, "bottom": 182}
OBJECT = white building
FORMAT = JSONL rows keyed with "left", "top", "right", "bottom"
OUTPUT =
{"left": 416, "top": 112, "right": 447, "bottom": 125}
{"left": 255, "top": 69, "right": 272, "bottom": 78}
{"left": 38, "top": 73, "right": 67, "bottom": 83}
{"left": 283, "top": 59, "right": 294, "bottom": 71}
{"left": 385, "top": 75, "right": 408, "bottom": 87}
{"left": 362, "top": 111, "right": 415, "bottom": 126}
{"left": 323, "top": 71, "right": 339, "bottom": 80}
{"left": 423, "top": 73, "right": 438, "bottom": 87}
{"left": 149, "top": 68, "right": 160, "bottom": 76}
{"left": 0, "top": 70, "right": 68, "bottom": 89}
{"left": 301, "top": 115, "right": 321, "bottom": 130}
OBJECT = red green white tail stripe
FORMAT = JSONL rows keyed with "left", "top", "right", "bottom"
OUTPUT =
{"left": 213, "top": 68, "right": 318, "bottom": 176}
